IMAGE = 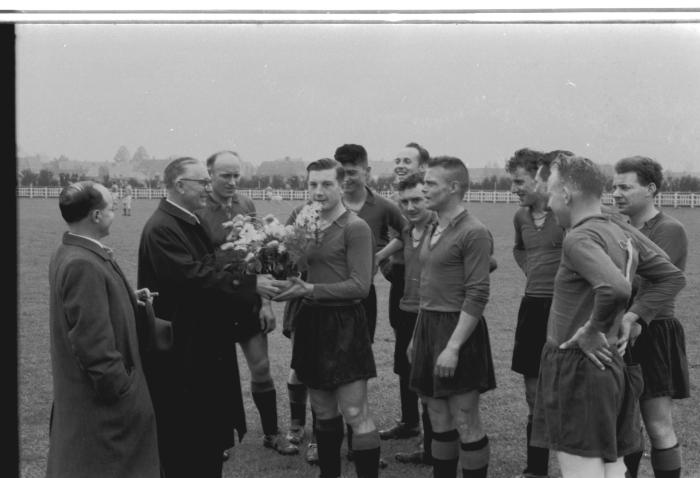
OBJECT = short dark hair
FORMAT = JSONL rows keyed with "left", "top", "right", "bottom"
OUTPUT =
{"left": 405, "top": 142, "right": 430, "bottom": 166}
{"left": 164, "top": 157, "right": 200, "bottom": 189}
{"left": 397, "top": 171, "right": 425, "bottom": 192}
{"left": 538, "top": 149, "right": 574, "bottom": 182}
{"left": 505, "top": 148, "right": 544, "bottom": 177}
{"left": 334, "top": 144, "right": 368, "bottom": 168}
{"left": 59, "top": 181, "right": 107, "bottom": 224}
{"left": 205, "top": 150, "right": 240, "bottom": 171}
{"left": 427, "top": 156, "right": 470, "bottom": 194}
{"left": 306, "top": 157, "right": 346, "bottom": 182}
{"left": 614, "top": 156, "right": 663, "bottom": 196}
{"left": 551, "top": 155, "right": 606, "bottom": 198}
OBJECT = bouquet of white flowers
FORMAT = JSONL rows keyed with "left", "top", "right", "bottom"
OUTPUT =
{"left": 220, "top": 202, "right": 322, "bottom": 279}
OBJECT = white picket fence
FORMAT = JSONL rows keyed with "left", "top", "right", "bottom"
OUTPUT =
{"left": 15, "top": 186, "right": 700, "bottom": 208}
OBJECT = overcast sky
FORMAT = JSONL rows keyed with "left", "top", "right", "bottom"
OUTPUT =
{"left": 16, "top": 22, "right": 700, "bottom": 171}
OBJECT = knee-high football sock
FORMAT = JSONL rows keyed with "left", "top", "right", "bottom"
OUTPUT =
{"left": 399, "top": 374, "right": 420, "bottom": 427}
{"left": 422, "top": 403, "right": 433, "bottom": 464}
{"left": 251, "top": 380, "right": 278, "bottom": 436}
{"left": 287, "top": 382, "right": 308, "bottom": 428}
{"left": 461, "top": 435, "right": 489, "bottom": 478}
{"left": 431, "top": 429, "right": 459, "bottom": 478}
{"left": 346, "top": 423, "right": 353, "bottom": 453}
{"left": 651, "top": 443, "right": 681, "bottom": 478}
{"left": 624, "top": 448, "right": 644, "bottom": 478}
{"left": 315, "top": 415, "right": 344, "bottom": 478}
{"left": 525, "top": 414, "right": 549, "bottom": 476}
{"left": 311, "top": 408, "right": 318, "bottom": 442}
{"left": 352, "top": 430, "right": 381, "bottom": 478}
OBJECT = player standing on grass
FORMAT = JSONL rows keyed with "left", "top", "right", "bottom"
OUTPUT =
{"left": 613, "top": 156, "right": 690, "bottom": 478}
{"left": 122, "top": 183, "right": 133, "bottom": 216}
{"left": 391, "top": 171, "right": 436, "bottom": 466}
{"left": 531, "top": 155, "right": 685, "bottom": 478}
{"left": 196, "top": 150, "right": 298, "bottom": 459}
{"left": 408, "top": 156, "right": 496, "bottom": 478}
{"left": 507, "top": 147, "right": 564, "bottom": 478}
{"left": 273, "top": 157, "right": 381, "bottom": 478}
{"left": 374, "top": 143, "right": 432, "bottom": 460}
{"left": 334, "top": 143, "right": 404, "bottom": 465}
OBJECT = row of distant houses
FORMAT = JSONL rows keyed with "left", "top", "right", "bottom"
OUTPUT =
{"left": 17, "top": 155, "right": 255, "bottom": 184}
{"left": 17, "top": 154, "right": 512, "bottom": 184}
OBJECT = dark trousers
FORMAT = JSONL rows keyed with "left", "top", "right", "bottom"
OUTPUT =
{"left": 394, "top": 309, "right": 420, "bottom": 426}
{"left": 144, "top": 352, "right": 229, "bottom": 478}
{"left": 388, "top": 264, "right": 405, "bottom": 330}
{"left": 153, "top": 393, "right": 225, "bottom": 478}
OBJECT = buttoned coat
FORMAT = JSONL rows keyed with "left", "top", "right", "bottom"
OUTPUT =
{"left": 137, "top": 199, "right": 257, "bottom": 475}
{"left": 47, "top": 233, "right": 160, "bottom": 478}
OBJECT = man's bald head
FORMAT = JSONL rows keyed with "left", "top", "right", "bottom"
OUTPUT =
{"left": 206, "top": 150, "right": 241, "bottom": 172}
{"left": 207, "top": 150, "right": 243, "bottom": 200}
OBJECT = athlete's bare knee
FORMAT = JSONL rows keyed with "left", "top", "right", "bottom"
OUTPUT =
{"left": 310, "top": 392, "right": 338, "bottom": 420}
{"left": 341, "top": 404, "right": 363, "bottom": 425}
{"left": 248, "top": 356, "right": 271, "bottom": 381}
{"left": 646, "top": 421, "right": 677, "bottom": 447}
{"left": 641, "top": 399, "right": 677, "bottom": 447}
{"left": 424, "top": 398, "right": 451, "bottom": 431}
{"left": 454, "top": 415, "right": 483, "bottom": 442}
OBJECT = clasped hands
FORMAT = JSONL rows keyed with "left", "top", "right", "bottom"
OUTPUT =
{"left": 255, "top": 274, "right": 313, "bottom": 301}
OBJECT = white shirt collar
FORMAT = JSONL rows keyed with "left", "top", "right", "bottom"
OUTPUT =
{"left": 165, "top": 198, "right": 200, "bottom": 224}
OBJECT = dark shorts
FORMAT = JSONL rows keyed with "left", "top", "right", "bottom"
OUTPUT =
{"left": 630, "top": 317, "right": 690, "bottom": 400}
{"left": 291, "top": 302, "right": 377, "bottom": 391}
{"left": 388, "top": 264, "right": 406, "bottom": 330}
{"left": 393, "top": 309, "right": 418, "bottom": 376}
{"left": 531, "top": 343, "right": 644, "bottom": 462}
{"left": 511, "top": 295, "right": 552, "bottom": 377}
{"left": 361, "top": 284, "right": 377, "bottom": 343}
{"left": 409, "top": 310, "right": 496, "bottom": 398}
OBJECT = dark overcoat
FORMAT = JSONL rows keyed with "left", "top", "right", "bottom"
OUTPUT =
{"left": 137, "top": 199, "right": 257, "bottom": 475}
{"left": 47, "top": 233, "right": 160, "bottom": 478}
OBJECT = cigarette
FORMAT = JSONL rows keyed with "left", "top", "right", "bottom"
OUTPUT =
{"left": 150, "top": 292, "right": 159, "bottom": 297}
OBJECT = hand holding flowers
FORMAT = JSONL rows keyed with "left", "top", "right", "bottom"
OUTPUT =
{"left": 218, "top": 202, "right": 323, "bottom": 282}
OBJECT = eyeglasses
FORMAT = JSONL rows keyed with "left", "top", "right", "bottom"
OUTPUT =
{"left": 178, "top": 178, "right": 212, "bottom": 187}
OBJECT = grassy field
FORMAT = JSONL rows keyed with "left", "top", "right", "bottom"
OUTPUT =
{"left": 18, "top": 198, "right": 700, "bottom": 478}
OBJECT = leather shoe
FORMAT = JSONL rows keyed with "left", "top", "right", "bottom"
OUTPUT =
{"left": 306, "top": 442, "right": 319, "bottom": 465}
{"left": 263, "top": 433, "right": 299, "bottom": 456}
{"left": 379, "top": 421, "right": 421, "bottom": 440}
{"left": 286, "top": 426, "right": 305, "bottom": 445}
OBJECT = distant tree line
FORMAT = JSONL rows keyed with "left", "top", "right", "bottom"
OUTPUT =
{"left": 16, "top": 168, "right": 700, "bottom": 193}
{"left": 17, "top": 169, "right": 160, "bottom": 188}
